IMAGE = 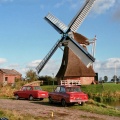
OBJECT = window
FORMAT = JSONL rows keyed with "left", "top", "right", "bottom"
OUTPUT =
{"left": 26, "top": 86, "right": 32, "bottom": 91}
{"left": 60, "top": 87, "right": 65, "bottom": 93}
{"left": 55, "top": 87, "right": 60, "bottom": 92}
{"left": 33, "top": 86, "right": 42, "bottom": 90}
{"left": 5, "top": 77, "right": 8, "bottom": 81}
{"left": 21, "top": 86, "right": 26, "bottom": 91}
{"left": 66, "top": 87, "right": 81, "bottom": 92}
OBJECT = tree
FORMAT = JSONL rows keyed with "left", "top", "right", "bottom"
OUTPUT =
{"left": 104, "top": 76, "right": 108, "bottom": 82}
{"left": 111, "top": 75, "right": 118, "bottom": 82}
{"left": 25, "top": 69, "right": 38, "bottom": 82}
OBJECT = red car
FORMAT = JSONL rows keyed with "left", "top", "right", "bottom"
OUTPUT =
{"left": 48, "top": 85, "right": 88, "bottom": 107}
{"left": 13, "top": 85, "right": 48, "bottom": 101}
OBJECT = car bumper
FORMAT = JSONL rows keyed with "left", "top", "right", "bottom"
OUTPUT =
{"left": 69, "top": 99, "right": 88, "bottom": 103}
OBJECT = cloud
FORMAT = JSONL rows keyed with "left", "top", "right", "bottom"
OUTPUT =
{"left": 94, "top": 58, "right": 120, "bottom": 80}
{"left": 0, "top": 58, "right": 7, "bottom": 64}
{"left": 54, "top": 0, "right": 65, "bottom": 8}
{"left": 0, "top": 0, "right": 13, "bottom": 3}
{"left": 26, "top": 59, "right": 61, "bottom": 76}
{"left": 8, "top": 63, "right": 19, "bottom": 68}
{"left": 112, "top": 0, "right": 120, "bottom": 21}
{"left": 26, "top": 60, "right": 41, "bottom": 68}
{"left": 54, "top": 0, "right": 83, "bottom": 10}
{"left": 40, "top": 4, "right": 44, "bottom": 10}
{"left": 92, "top": 0, "right": 116, "bottom": 14}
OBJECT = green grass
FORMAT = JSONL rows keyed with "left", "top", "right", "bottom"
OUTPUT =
{"left": 41, "top": 85, "right": 56, "bottom": 92}
{"left": 0, "top": 83, "right": 120, "bottom": 119}
{"left": 81, "top": 83, "right": 120, "bottom": 102}
{"left": 81, "top": 83, "right": 120, "bottom": 93}
{"left": 70, "top": 99, "right": 120, "bottom": 117}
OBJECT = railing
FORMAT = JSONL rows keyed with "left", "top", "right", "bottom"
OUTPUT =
{"left": 61, "top": 80, "right": 81, "bottom": 85}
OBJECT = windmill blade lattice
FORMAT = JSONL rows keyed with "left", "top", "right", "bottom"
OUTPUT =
{"left": 45, "top": 13, "right": 68, "bottom": 34}
{"left": 68, "top": 0, "right": 96, "bottom": 32}
{"left": 36, "top": 39, "right": 62, "bottom": 74}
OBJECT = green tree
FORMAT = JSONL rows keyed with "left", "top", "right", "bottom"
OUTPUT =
{"left": 25, "top": 69, "right": 38, "bottom": 82}
{"left": 104, "top": 76, "right": 108, "bottom": 82}
{"left": 111, "top": 75, "right": 118, "bottom": 82}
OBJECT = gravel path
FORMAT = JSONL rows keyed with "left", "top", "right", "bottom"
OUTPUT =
{"left": 0, "top": 99, "right": 119, "bottom": 120}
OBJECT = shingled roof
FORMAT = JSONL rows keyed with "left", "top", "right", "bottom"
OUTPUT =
{"left": 73, "top": 32, "right": 90, "bottom": 45}
{"left": 56, "top": 47, "right": 95, "bottom": 78}
{"left": 0, "top": 69, "right": 21, "bottom": 75}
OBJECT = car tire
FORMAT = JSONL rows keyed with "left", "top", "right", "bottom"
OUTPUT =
{"left": 61, "top": 99, "right": 67, "bottom": 107}
{"left": 39, "top": 98, "right": 44, "bottom": 101}
{"left": 15, "top": 94, "right": 19, "bottom": 100}
{"left": 29, "top": 95, "right": 34, "bottom": 101}
{"left": 79, "top": 102, "right": 84, "bottom": 106}
{"left": 49, "top": 97, "right": 53, "bottom": 104}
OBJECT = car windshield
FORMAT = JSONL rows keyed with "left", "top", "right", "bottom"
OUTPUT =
{"left": 66, "top": 87, "right": 81, "bottom": 92}
{"left": 33, "top": 86, "right": 42, "bottom": 90}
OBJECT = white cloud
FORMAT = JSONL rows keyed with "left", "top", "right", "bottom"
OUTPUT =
{"left": 40, "top": 4, "right": 44, "bottom": 10}
{"left": 26, "top": 60, "right": 41, "bottom": 68}
{"left": 8, "top": 63, "right": 19, "bottom": 68}
{"left": 94, "top": 58, "right": 120, "bottom": 80}
{"left": 0, "top": 58, "right": 7, "bottom": 64}
{"left": 92, "top": 0, "right": 116, "bottom": 14}
{"left": 0, "top": 0, "right": 13, "bottom": 3}
{"left": 54, "top": 0, "right": 65, "bottom": 8}
{"left": 40, "top": 59, "right": 60, "bottom": 76}
{"left": 112, "top": 0, "right": 120, "bottom": 21}
{"left": 26, "top": 59, "right": 60, "bottom": 76}
{"left": 54, "top": 0, "right": 83, "bottom": 10}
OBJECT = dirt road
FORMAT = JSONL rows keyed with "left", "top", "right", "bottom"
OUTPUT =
{"left": 0, "top": 99, "right": 119, "bottom": 120}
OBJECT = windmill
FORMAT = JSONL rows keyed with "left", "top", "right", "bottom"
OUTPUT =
{"left": 36, "top": 0, "right": 96, "bottom": 84}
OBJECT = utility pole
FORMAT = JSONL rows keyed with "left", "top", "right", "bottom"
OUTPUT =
{"left": 115, "top": 63, "right": 116, "bottom": 84}
{"left": 52, "top": 73, "right": 54, "bottom": 90}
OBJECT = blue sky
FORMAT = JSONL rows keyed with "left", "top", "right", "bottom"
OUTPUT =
{"left": 0, "top": 0, "right": 120, "bottom": 80}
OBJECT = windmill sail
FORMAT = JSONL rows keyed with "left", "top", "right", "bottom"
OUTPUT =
{"left": 68, "top": 0, "right": 96, "bottom": 32}
{"left": 36, "top": 39, "right": 62, "bottom": 74}
{"left": 66, "top": 35, "right": 95, "bottom": 67}
{"left": 44, "top": 13, "right": 68, "bottom": 34}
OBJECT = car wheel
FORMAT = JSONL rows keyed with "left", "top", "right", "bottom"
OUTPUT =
{"left": 49, "top": 97, "right": 53, "bottom": 104}
{"left": 29, "top": 95, "right": 34, "bottom": 101}
{"left": 15, "top": 94, "right": 19, "bottom": 100}
{"left": 79, "top": 102, "right": 84, "bottom": 106}
{"left": 61, "top": 99, "right": 67, "bottom": 107}
{"left": 39, "top": 98, "right": 44, "bottom": 101}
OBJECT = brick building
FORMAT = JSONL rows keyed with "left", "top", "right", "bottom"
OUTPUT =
{"left": 0, "top": 69, "right": 22, "bottom": 86}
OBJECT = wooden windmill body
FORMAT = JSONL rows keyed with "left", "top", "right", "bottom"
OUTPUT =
{"left": 56, "top": 33, "right": 96, "bottom": 85}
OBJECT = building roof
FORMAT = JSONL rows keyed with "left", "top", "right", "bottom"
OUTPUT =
{"left": 0, "top": 69, "right": 22, "bottom": 76}
{"left": 73, "top": 32, "right": 90, "bottom": 45}
{"left": 56, "top": 47, "right": 95, "bottom": 78}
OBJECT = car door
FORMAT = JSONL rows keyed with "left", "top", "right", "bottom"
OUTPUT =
{"left": 58, "top": 86, "right": 66, "bottom": 102}
{"left": 18, "top": 86, "right": 27, "bottom": 98}
{"left": 52, "top": 86, "right": 60, "bottom": 101}
{"left": 25, "top": 86, "right": 32, "bottom": 98}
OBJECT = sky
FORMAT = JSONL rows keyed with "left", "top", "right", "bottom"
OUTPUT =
{"left": 0, "top": 0, "right": 120, "bottom": 81}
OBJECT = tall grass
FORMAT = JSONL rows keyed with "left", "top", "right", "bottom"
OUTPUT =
{"left": 81, "top": 83, "right": 120, "bottom": 102}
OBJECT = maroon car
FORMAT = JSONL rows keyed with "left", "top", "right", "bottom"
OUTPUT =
{"left": 13, "top": 85, "right": 48, "bottom": 101}
{"left": 48, "top": 85, "right": 88, "bottom": 107}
